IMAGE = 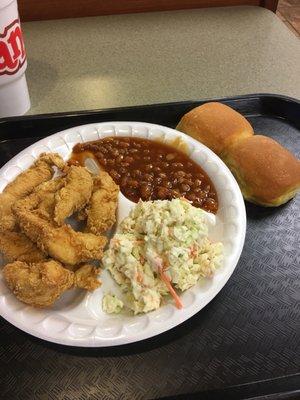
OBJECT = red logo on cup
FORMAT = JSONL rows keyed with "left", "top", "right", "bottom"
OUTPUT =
{"left": 0, "top": 19, "right": 26, "bottom": 76}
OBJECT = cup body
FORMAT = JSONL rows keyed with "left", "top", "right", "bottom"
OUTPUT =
{"left": 0, "top": 0, "right": 30, "bottom": 117}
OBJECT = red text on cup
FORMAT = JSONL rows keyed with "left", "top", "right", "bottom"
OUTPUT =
{"left": 0, "top": 19, "right": 26, "bottom": 76}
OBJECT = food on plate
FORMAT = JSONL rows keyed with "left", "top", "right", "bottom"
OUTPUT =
{"left": 0, "top": 152, "right": 119, "bottom": 308}
{"left": 84, "top": 171, "right": 119, "bottom": 234}
{"left": 0, "top": 152, "right": 65, "bottom": 232}
{"left": 0, "top": 231, "right": 47, "bottom": 263}
{"left": 74, "top": 264, "right": 102, "bottom": 291}
{"left": 3, "top": 260, "right": 100, "bottom": 307}
{"left": 54, "top": 165, "right": 93, "bottom": 225}
{"left": 177, "top": 102, "right": 300, "bottom": 206}
{"left": 14, "top": 189, "right": 107, "bottom": 265}
{"left": 71, "top": 136, "right": 218, "bottom": 214}
{"left": 102, "top": 293, "right": 124, "bottom": 314}
{"left": 223, "top": 135, "right": 300, "bottom": 206}
{"left": 176, "top": 102, "right": 254, "bottom": 156}
{"left": 31, "top": 177, "right": 65, "bottom": 221}
{"left": 102, "top": 199, "right": 223, "bottom": 314}
{"left": 3, "top": 260, "right": 73, "bottom": 307}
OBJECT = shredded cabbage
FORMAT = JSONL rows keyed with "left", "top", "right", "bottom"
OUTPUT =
{"left": 102, "top": 294, "right": 124, "bottom": 314}
{"left": 102, "top": 199, "right": 223, "bottom": 314}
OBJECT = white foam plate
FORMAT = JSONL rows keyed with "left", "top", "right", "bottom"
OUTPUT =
{"left": 0, "top": 122, "right": 246, "bottom": 347}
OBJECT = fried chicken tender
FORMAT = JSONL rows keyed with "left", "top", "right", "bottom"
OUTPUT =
{"left": 0, "top": 153, "right": 65, "bottom": 232}
{"left": 3, "top": 260, "right": 100, "bottom": 307}
{"left": 85, "top": 171, "right": 119, "bottom": 235}
{"left": 33, "top": 178, "right": 65, "bottom": 220}
{"left": 3, "top": 260, "right": 73, "bottom": 307}
{"left": 0, "top": 231, "right": 47, "bottom": 263}
{"left": 74, "top": 264, "right": 101, "bottom": 291}
{"left": 0, "top": 153, "right": 106, "bottom": 310}
{"left": 54, "top": 166, "right": 93, "bottom": 225}
{"left": 14, "top": 192, "right": 107, "bottom": 265}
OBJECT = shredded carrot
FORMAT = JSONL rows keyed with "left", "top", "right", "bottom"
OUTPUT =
{"left": 111, "top": 238, "right": 120, "bottom": 247}
{"left": 140, "top": 255, "right": 145, "bottom": 265}
{"left": 136, "top": 271, "right": 143, "bottom": 283}
{"left": 189, "top": 244, "right": 198, "bottom": 259}
{"left": 159, "top": 268, "right": 183, "bottom": 309}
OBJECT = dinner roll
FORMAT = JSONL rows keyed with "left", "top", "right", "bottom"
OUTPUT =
{"left": 176, "top": 102, "right": 254, "bottom": 156}
{"left": 223, "top": 135, "right": 300, "bottom": 206}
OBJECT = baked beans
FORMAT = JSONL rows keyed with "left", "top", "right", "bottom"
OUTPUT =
{"left": 71, "top": 137, "right": 218, "bottom": 213}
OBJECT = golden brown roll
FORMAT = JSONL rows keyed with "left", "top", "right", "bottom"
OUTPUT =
{"left": 223, "top": 135, "right": 300, "bottom": 206}
{"left": 176, "top": 102, "right": 300, "bottom": 207}
{"left": 176, "top": 102, "right": 254, "bottom": 156}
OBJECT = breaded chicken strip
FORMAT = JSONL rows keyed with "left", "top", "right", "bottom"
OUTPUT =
{"left": 14, "top": 193, "right": 107, "bottom": 265}
{"left": 85, "top": 171, "right": 119, "bottom": 235}
{"left": 33, "top": 178, "right": 65, "bottom": 221}
{"left": 3, "top": 260, "right": 73, "bottom": 307}
{"left": 3, "top": 260, "right": 100, "bottom": 307}
{"left": 0, "top": 230, "right": 47, "bottom": 263}
{"left": 54, "top": 166, "right": 93, "bottom": 225}
{"left": 0, "top": 153, "right": 65, "bottom": 232}
{"left": 74, "top": 264, "right": 101, "bottom": 291}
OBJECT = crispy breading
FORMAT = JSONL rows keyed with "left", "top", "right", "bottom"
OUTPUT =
{"left": 14, "top": 191, "right": 107, "bottom": 265}
{"left": 0, "top": 230, "right": 47, "bottom": 263}
{"left": 54, "top": 166, "right": 93, "bottom": 225}
{"left": 0, "top": 153, "right": 113, "bottom": 310}
{"left": 33, "top": 177, "right": 65, "bottom": 221}
{"left": 85, "top": 171, "right": 119, "bottom": 235}
{"left": 74, "top": 264, "right": 101, "bottom": 291}
{"left": 3, "top": 260, "right": 101, "bottom": 307}
{"left": 0, "top": 153, "right": 65, "bottom": 232}
{"left": 3, "top": 260, "right": 74, "bottom": 307}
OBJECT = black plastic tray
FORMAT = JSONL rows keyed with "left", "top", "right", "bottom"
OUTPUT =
{"left": 0, "top": 94, "right": 300, "bottom": 400}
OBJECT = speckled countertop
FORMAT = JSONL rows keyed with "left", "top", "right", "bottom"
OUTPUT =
{"left": 22, "top": 6, "right": 300, "bottom": 115}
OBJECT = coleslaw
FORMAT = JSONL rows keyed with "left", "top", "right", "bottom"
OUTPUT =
{"left": 102, "top": 199, "right": 223, "bottom": 314}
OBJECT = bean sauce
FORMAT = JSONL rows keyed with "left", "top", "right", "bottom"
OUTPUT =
{"left": 71, "top": 137, "right": 218, "bottom": 213}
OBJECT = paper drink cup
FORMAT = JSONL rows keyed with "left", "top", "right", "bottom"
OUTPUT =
{"left": 0, "top": 0, "right": 30, "bottom": 117}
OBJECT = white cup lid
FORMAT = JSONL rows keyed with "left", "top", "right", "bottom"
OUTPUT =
{"left": 0, "top": 74, "right": 31, "bottom": 117}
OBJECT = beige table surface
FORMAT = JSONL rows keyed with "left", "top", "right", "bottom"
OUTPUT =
{"left": 23, "top": 6, "right": 300, "bottom": 115}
